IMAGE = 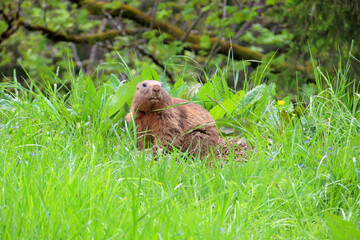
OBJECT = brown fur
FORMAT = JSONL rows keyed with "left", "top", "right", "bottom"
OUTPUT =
{"left": 125, "top": 80, "right": 222, "bottom": 158}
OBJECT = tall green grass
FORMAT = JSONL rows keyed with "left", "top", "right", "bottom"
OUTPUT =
{"left": 0, "top": 55, "right": 359, "bottom": 239}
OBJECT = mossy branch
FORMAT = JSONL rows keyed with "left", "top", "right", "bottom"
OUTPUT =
{"left": 69, "top": 0, "right": 264, "bottom": 62}
{"left": 19, "top": 20, "right": 134, "bottom": 43}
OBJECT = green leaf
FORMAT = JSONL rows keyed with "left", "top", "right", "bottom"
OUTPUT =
{"left": 104, "top": 1, "right": 122, "bottom": 10}
{"left": 0, "top": 21, "right": 8, "bottom": 33}
{"left": 105, "top": 78, "right": 142, "bottom": 117}
{"left": 216, "top": 118, "right": 255, "bottom": 135}
{"left": 264, "top": 105, "right": 280, "bottom": 128}
{"left": 326, "top": 214, "right": 360, "bottom": 240}
{"left": 200, "top": 35, "right": 212, "bottom": 50}
{"left": 240, "top": 84, "right": 267, "bottom": 109}
{"left": 92, "top": 78, "right": 119, "bottom": 113}
{"left": 109, "top": 74, "right": 124, "bottom": 91}
{"left": 209, "top": 90, "right": 244, "bottom": 120}
{"left": 252, "top": 84, "right": 276, "bottom": 119}
{"left": 225, "top": 6, "right": 238, "bottom": 14}
{"left": 141, "top": 65, "right": 159, "bottom": 80}
{"left": 172, "top": 78, "right": 189, "bottom": 98}
{"left": 196, "top": 82, "right": 217, "bottom": 109}
{"left": 0, "top": 90, "right": 18, "bottom": 111}
{"left": 214, "top": 66, "right": 231, "bottom": 99}
{"left": 174, "top": 78, "right": 184, "bottom": 90}
{"left": 209, "top": 99, "right": 232, "bottom": 120}
{"left": 156, "top": 4, "right": 173, "bottom": 20}
{"left": 83, "top": 76, "right": 97, "bottom": 115}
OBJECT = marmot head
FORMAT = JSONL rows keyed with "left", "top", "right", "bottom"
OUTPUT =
{"left": 133, "top": 80, "right": 172, "bottom": 112}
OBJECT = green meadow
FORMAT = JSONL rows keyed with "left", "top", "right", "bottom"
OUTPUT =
{"left": 1, "top": 57, "right": 359, "bottom": 239}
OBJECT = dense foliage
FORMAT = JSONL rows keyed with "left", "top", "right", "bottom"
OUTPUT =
{"left": 0, "top": 0, "right": 359, "bottom": 96}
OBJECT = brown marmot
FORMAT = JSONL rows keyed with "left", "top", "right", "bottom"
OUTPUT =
{"left": 125, "top": 80, "right": 222, "bottom": 158}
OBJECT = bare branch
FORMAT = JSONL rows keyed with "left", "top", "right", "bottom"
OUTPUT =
{"left": 86, "top": 19, "right": 108, "bottom": 74}
{"left": 71, "top": 43, "right": 83, "bottom": 70}
{"left": 150, "top": 0, "right": 161, "bottom": 29}
{"left": 234, "top": 20, "right": 251, "bottom": 39}
{"left": 180, "top": 11, "right": 206, "bottom": 42}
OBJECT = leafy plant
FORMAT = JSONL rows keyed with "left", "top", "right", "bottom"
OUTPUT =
{"left": 0, "top": 55, "right": 359, "bottom": 239}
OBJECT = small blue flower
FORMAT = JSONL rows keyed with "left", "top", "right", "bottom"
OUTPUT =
{"left": 220, "top": 227, "right": 225, "bottom": 234}
{"left": 269, "top": 157, "right": 273, "bottom": 160}
{"left": 298, "top": 163, "right": 304, "bottom": 167}
{"left": 272, "top": 151, "right": 277, "bottom": 156}
{"left": 328, "top": 147, "right": 332, "bottom": 151}
{"left": 31, "top": 152, "right": 35, "bottom": 156}
{"left": 304, "top": 140, "right": 309, "bottom": 144}
{"left": 323, "top": 164, "right": 326, "bottom": 167}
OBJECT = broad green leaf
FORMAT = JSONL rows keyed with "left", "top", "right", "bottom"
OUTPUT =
{"left": 104, "top": 65, "right": 160, "bottom": 117}
{"left": 0, "top": 90, "right": 18, "bottom": 111}
{"left": 92, "top": 80, "right": 116, "bottom": 113}
{"left": 196, "top": 82, "right": 217, "bottom": 109}
{"left": 264, "top": 105, "right": 280, "bottom": 127}
{"left": 327, "top": 214, "right": 360, "bottom": 240}
{"left": 0, "top": 90, "right": 16, "bottom": 102}
{"left": 83, "top": 76, "right": 97, "bottom": 115}
{"left": 105, "top": 78, "right": 142, "bottom": 117}
{"left": 251, "top": 84, "right": 276, "bottom": 119}
{"left": 209, "top": 90, "right": 244, "bottom": 120}
{"left": 240, "top": 84, "right": 266, "bottom": 108}
{"left": 210, "top": 99, "right": 233, "bottom": 120}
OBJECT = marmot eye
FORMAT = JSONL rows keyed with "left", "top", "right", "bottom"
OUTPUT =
{"left": 142, "top": 83, "right": 147, "bottom": 87}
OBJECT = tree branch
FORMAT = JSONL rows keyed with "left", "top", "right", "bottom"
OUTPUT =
{"left": 0, "top": 3, "right": 22, "bottom": 45}
{"left": 69, "top": 0, "right": 264, "bottom": 62}
{"left": 19, "top": 20, "right": 134, "bottom": 43}
{"left": 180, "top": 11, "right": 206, "bottom": 42}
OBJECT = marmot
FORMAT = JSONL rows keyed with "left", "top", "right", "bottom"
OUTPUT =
{"left": 125, "top": 80, "right": 222, "bottom": 158}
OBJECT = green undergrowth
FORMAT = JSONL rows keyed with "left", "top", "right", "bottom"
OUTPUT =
{"left": 0, "top": 56, "right": 359, "bottom": 239}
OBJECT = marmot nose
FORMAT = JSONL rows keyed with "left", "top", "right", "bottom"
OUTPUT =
{"left": 152, "top": 85, "right": 161, "bottom": 93}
